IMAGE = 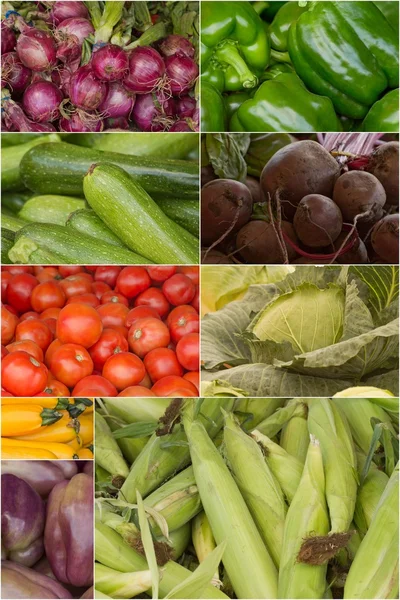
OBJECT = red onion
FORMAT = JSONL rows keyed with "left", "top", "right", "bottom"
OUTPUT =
{"left": 98, "top": 81, "right": 134, "bottom": 118}
{"left": 22, "top": 81, "right": 63, "bottom": 122}
{"left": 132, "top": 92, "right": 176, "bottom": 132}
{"left": 91, "top": 44, "right": 129, "bottom": 82}
{"left": 1, "top": 95, "right": 57, "bottom": 131}
{"left": 169, "top": 120, "right": 193, "bottom": 132}
{"left": 1, "top": 22, "right": 16, "bottom": 54}
{"left": 16, "top": 28, "right": 57, "bottom": 72}
{"left": 59, "top": 109, "right": 103, "bottom": 132}
{"left": 56, "top": 18, "right": 94, "bottom": 62}
{"left": 159, "top": 35, "right": 195, "bottom": 59}
{"left": 176, "top": 95, "right": 196, "bottom": 118}
{"left": 51, "top": 1, "right": 89, "bottom": 25}
{"left": 165, "top": 54, "right": 198, "bottom": 95}
{"left": 69, "top": 66, "right": 107, "bottom": 111}
{"left": 1, "top": 52, "right": 31, "bottom": 95}
{"left": 104, "top": 117, "right": 130, "bottom": 130}
{"left": 123, "top": 47, "right": 165, "bottom": 94}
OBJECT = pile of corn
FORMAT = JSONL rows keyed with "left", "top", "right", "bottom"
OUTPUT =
{"left": 94, "top": 396, "right": 399, "bottom": 600}
{"left": 1, "top": 397, "right": 94, "bottom": 459}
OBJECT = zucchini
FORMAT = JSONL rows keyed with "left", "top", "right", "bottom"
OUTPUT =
{"left": 10, "top": 223, "right": 153, "bottom": 265}
{"left": 20, "top": 143, "right": 199, "bottom": 200}
{"left": 19, "top": 195, "right": 86, "bottom": 225}
{"left": 156, "top": 198, "right": 199, "bottom": 237}
{"left": 2, "top": 134, "right": 61, "bottom": 192}
{"left": 1, "top": 229, "right": 15, "bottom": 264}
{"left": 1, "top": 213, "right": 26, "bottom": 232}
{"left": 83, "top": 163, "right": 199, "bottom": 265}
{"left": 1, "top": 133, "right": 46, "bottom": 147}
{"left": 66, "top": 209, "right": 125, "bottom": 247}
{"left": 2, "top": 191, "right": 33, "bottom": 213}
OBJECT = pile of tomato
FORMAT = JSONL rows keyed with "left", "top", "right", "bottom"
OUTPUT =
{"left": 1, "top": 265, "right": 200, "bottom": 398}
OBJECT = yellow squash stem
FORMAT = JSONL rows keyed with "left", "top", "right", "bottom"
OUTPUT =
{"left": 278, "top": 436, "right": 329, "bottom": 599}
{"left": 14, "top": 412, "right": 78, "bottom": 442}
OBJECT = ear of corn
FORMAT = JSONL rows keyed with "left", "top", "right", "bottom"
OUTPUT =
{"left": 280, "top": 399, "right": 309, "bottom": 464}
{"left": 256, "top": 400, "right": 308, "bottom": 438}
{"left": 251, "top": 429, "right": 303, "bottom": 503}
{"left": 223, "top": 411, "right": 286, "bottom": 567}
{"left": 95, "top": 590, "right": 112, "bottom": 599}
{"left": 96, "top": 412, "right": 129, "bottom": 481}
{"left": 102, "top": 398, "right": 171, "bottom": 423}
{"left": 159, "top": 522, "right": 192, "bottom": 561}
{"left": 107, "top": 414, "right": 148, "bottom": 464}
{"left": 192, "top": 511, "right": 216, "bottom": 564}
{"left": 183, "top": 412, "right": 278, "bottom": 599}
{"left": 344, "top": 463, "right": 399, "bottom": 599}
{"left": 354, "top": 453, "right": 390, "bottom": 535}
{"left": 234, "top": 398, "right": 285, "bottom": 430}
{"left": 94, "top": 563, "right": 152, "bottom": 599}
{"left": 278, "top": 436, "right": 330, "bottom": 599}
{"left": 308, "top": 399, "right": 358, "bottom": 534}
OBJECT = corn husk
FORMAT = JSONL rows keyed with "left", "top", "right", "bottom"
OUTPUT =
{"left": 223, "top": 411, "right": 286, "bottom": 567}
{"left": 95, "top": 563, "right": 152, "bottom": 598}
{"left": 95, "top": 412, "right": 129, "bottom": 480}
{"left": 159, "top": 522, "right": 191, "bottom": 561}
{"left": 251, "top": 430, "right": 303, "bottom": 503}
{"left": 95, "top": 591, "right": 112, "bottom": 599}
{"left": 234, "top": 398, "right": 285, "bottom": 430}
{"left": 192, "top": 511, "right": 217, "bottom": 563}
{"left": 107, "top": 415, "right": 148, "bottom": 464}
{"left": 256, "top": 400, "right": 307, "bottom": 438}
{"left": 103, "top": 398, "right": 171, "bottom": 423}
{"left": 280, "top": 399, "right": 309, "bottom": 464}
{"left": 278, "top": 436, "right": 329, "bottom": 599}
{"left": 344, "top": 463, "right": 399, "bottom": 599}
{"left": 354, "top": 453, "right": 390, "bottom": 535}
{"left": 183, "top": 413, "right": 278, "bottom": 599}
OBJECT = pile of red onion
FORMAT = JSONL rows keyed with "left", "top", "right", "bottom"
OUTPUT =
{"left": 1, "top": 1, "right": 199, "bottom": 132}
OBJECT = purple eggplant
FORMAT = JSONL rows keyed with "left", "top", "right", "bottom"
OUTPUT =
{"left": 1, "top": 461, "right": 78, "bottom": 497}
{"left": 1, "top": 474, "right": 45, "bottom": 567}
{"left": 82, "top": 461, "right": 93, "bottom": 477}
{"left": 44, "top": 473, "right": 93, "bottom": 588}
{"left": 2, "top": 560, "right": 72, "bottom": 599}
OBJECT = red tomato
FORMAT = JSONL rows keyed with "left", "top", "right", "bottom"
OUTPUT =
{"left": 3, "top": 266, "right": 33, "bottom": 276}
{"left": 50, "top": 343, "right": 93, "bottom": 388}
{"left": 36, "top": 267, "right": 60, "bottom": 282}
{"left": 59, "top": 275, "right": 92, "bottom": 298}
{"left": 77, "top": 272, "right": 94, "bottom": 282}
{"left": 2, "top": 345, "right": 9, "bottom": 359}
{"left": 191, "top": 287, "right": 199, "bottom": 313}
{"left": 45, "top": 339, "right": 62, "bottom": 368}
{"left": 84, "top": 266, "right": 97, "bottom": 273}
{"left": 92, "top": 281, "right": 111, "bottom": 299}
{"left": 118, "top": 386, "right": 156, "bottom": 397}
{"left": 139, "top": 371, "right": 152, "bottom": 388}
{"left": 167, "top": 305, "right": 199, "bottom": 344}
{"left": 3, "top": 304, "right": 18, "bottom": 316}
{"left": 72, "top": 375, "right": 117, "bottom": 396}
{"left": 125, "top": 306, "right": 160, "bottom": 328}
{"left": 112, "top": 325, "right": 129, "bottom": 339}
{"left": 116, "top": 266, "right": 151, "bottom": 298}
{"left": 56, "top": 303, "right": 103, "bottom": 348}
{"left": 128, "top": 317, "right": 170, "bottom": 358}
{"left": 144, "top": 348, "right": 183, "bottom": 382}
{"left": 1, "top": 271, "right": 12, "bottom": 302}
{"left": 134, "top": 287, "right": 170, "bottom": 319}
{"left": 43, "top": 379, "right": 70, "bottom": 397}
{"left": 162, "top": 274, "right": 195, "bottom": 306}
{"left": 6, "top": 339, "right": 44, "bottom": 362}
{"left": 66, "top": 293, "right": 100, "bottom": 308}
{"left": 35, "top": 391, "right": 55, "bottom": 397}
{"left": 147, "top": 266, "right": 177, "bottom": 282}
{"left": 58, "top": 266, "right": 84, "bottom": 277}
{"left": 176, "top": 333, "right": 199, "bottom": 371}
{"left": 19, "top": 311, "right": 39, "bottom": 321}
{"left": 39, "top": 307, "right": 61, "bottom": 320}
{"left": 15, "top": 319, "right": 53, "bottom": 351}
{"left": 42, "top": 318, "right": 57, "bottom": 336}
{"left": 2, "top": 351, "right": 48, "bottom": 396}
{"left": 95, "top": 266, "right": 121, "bottom": 288}
{"left": 151, "top": 375, "right": 198, "bottom": 397}
{"left": 102, "top": 352, "right": 146, "bottom": 391}
{"left": 1, "top": 306, "right": 19, "bottom": 345}
{"left": 97, "top": 302, "right": 129, "bottom": 329}
{"left": 100, "top": 291, "right": 129, "bottom": 306}
{"left": 7, "top": 273, "right": 38, "bottom": 313}
{"left": 183, "top": 371, "right": 199, "bottom": 392}
{"left": 178, "top": 266, "right": 199, "bottom": 285}
{"left": 30, "top": 280, "right": 66, "bottom": 312}
{"left": 89, "top": 328, "right": 129, "bottom": 371}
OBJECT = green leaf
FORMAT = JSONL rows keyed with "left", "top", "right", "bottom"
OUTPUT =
{"left": 137, "top": 491, "right": 159, "bottom": 600}
{"left": 351, "top": 266, "right": 399, "bottom": 317}
{"left": 205, "top": 133, "right": 250, "bottom": 182}
{"left": 112, "top": 422, "right": 158, "bottom": 440}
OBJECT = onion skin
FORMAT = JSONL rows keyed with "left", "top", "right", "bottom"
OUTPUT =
{"left": 104, "top": 116, "right": 130, "bottom": 129}
{"left": 2, "top": 97, "right": 57, "bottom": 132}
{"left": 98, "top": 81, "right": 134, "bottom": 118}
{"left": 51, "top": 1, "right": 89, "bottom": 26}
{"left": 16, "top": 28, "right": 57, "bottom": 72}
{"left": 91, "top": 44, "right": 129, "bottom": 82}
{"left": 59, "top": 110, "right": 103, "bottom": 132}
{"left": 1, "top": 22, "right": 16, "bottom": 54}
{"left": 56, "top": 18, "right": 94, "bottom": 62}
{"left": 123, "top": 46, "right": 165, "bottom": 94}
{"left": 69, "top": 66, "right": 107, "bottom": 110}
{"left": 159, "top": 35, "right": 195, "bottom": 58}
{"left": 176, "top": 95, "right": 196, "bottom": 118}
{"left": 22, "top": 81, "right": 63, "bottom": 122}
{"left": 1, "top": 52, "right": 31, "bottom": 95}
{"left": 165, "top": 54, "right": 198, "bottom": 95}
{"left": 169, "top": 120, "right": 193, "bottom": 131}
{"left": 132, "top": 92, "right": 175, "bottom": 132}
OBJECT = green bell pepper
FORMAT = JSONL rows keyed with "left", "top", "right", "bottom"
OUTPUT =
{"left": 201, "top": 81, "right": 227, "bottom": 132}
{"left": 201, "top": 1, "right": 270, "bottom": 93}
{"left": 269, "top": 1, "right": 307, "bottom": 52}
{"left": 374, "top": 1, "right": 399, "bottom": 34}
{"left": 288, "top": 1, "right": 399, "bottom": 119}
{"left": 253, "top": 1, "right": 287, "bottom": 21}
{"left": 231, "top": 73, "right": 341, "bottom": 132}
{"left": 361, "top": 89, "right": 399, "bottom": 132}
{"left": 224, "top": 91, "right": 252, "bottom": 119}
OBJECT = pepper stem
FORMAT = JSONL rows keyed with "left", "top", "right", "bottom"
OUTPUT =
{"left": 215, "top": 42, "right": 258, "bottom": 89}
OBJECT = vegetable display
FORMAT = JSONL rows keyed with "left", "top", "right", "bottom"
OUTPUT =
{"left": 201, "top": 265, "right": 399, "bottom": 396}
{"left": 94, "top": 396, "right": 399, "bottom": 599}
{"left": 1, "top": 397, "right": 93, "bottom": 459}
{"left": 1, "top": 265, "right": 199, "bottom": 398}
{"left": 1, "top": 1, "right": 199, "bottom": 132}
{"left": 1, "top": 132, "right": 200, "bottom": 265}
{"left": 201, "top": 1, "right": 399, "bottom": 132}
{"left": 201, "top": 133, "right": 399, "bottom": 264}
{"left": 1, "top": 460, "right": 93, "bottom": 599}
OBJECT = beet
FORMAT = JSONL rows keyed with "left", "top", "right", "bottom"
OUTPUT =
{"left": 260, "top": 140, "right": 340, "bottom": 221}
{"left": 368, "top": 141, "right": 399, "bottom": 206}
{"left": 201, "top": 250, "right": 233, "bottom": 264}
{"left": 293, "top": 194, "right": 343, "bottom": 248}
{"left": 371, "top": 214, "right": 399, "bottom": 263}
{"left": 201, "top": 165, "right": 217, "bottom": 187}
{"left": 244, "top": 176, "right": 262, "bottom": 204}
{"left": 201, "top": 179, "right": 253, "bottom": 246}
{"left": 333, "top": 232, "right": 369, "bottom": 264}
{"left": 333, "top": 171, "right": 386, "bottom": 223}
{"left": 236, "top": 220, "right": 298, "bottom": 264}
